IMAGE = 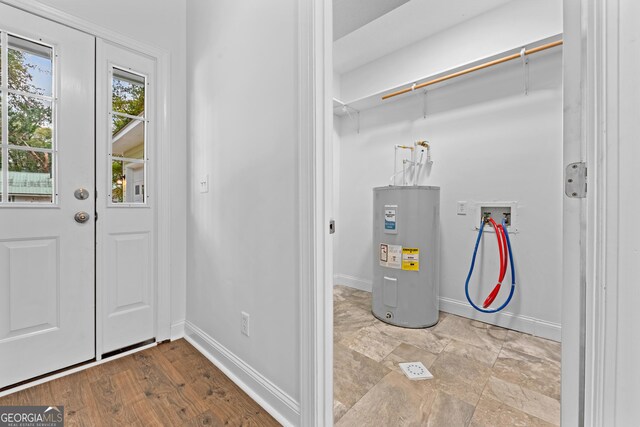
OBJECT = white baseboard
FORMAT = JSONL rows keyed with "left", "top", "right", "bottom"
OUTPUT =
{"left": 333, "top": 275, "right": 561, "bottom": 342}
{"left": 334, "top": 273, "right": 372, "bottom": 292}
{"left": 184, "top": 321, "right": 299, "bottom": 426}
{"left": 438, "top": 297, "right": 561, "bottom": 342}
{"left": 170, "top": 320, "right": 185, "bottom": 340}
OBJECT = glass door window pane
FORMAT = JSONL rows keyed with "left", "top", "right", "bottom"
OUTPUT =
{"left": 111, "top": 160, "right": 145, "bottom": 204}
{"left": 8, "top": 35, "right": 53, "bottom": 97}
{"left": 1, "top": 32, "right": 55, "bottom": 204}
{"left": 110, "top": 66, "right": 146, "bottom": 205}
{"left": 8, "top": 148, "right": 53, "bottom": 203}
{"left": 0, "top": 93, "right": 2, "bottom": 201}
{"left": 8, "top": 93, "right": 52, "bottom": 149}
{"left": 112, "top": 68, "right": 144, "bottom": 117}
{"left": 112, "top": 121, "right": 145, "bottom": 159}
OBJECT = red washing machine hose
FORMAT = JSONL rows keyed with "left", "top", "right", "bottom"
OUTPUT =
{"left": 482, "top": 217, "right": 507, "bottom": 308}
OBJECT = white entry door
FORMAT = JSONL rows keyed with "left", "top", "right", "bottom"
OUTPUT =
{"left": 96, "top": 41, "right": 156, "bottom": 355}
{"left": 0, "top": 5, "right": 95, "bottom": 388}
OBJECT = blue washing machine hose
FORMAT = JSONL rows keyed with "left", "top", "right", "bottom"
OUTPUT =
{"left": 464, "top": 218, "right": 515, "bottom": 313}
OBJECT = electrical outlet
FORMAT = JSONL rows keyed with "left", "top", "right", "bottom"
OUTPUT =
{"left": 457, "top": 201, "right": 468, "bottom": 215}
{"left": 199, "top": 174, "right": 209, "bottom": 193}
{"left": 241, "top": 312, "right": 250, "bottom": 336}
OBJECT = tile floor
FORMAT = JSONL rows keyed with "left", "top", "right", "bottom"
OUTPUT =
{"left": 333, "top": 285, "right": 561, "bottom": 426}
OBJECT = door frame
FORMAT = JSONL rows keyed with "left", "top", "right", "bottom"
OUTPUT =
{"left": 0, "top": 0, "right": 174, "bottom": 351}
{"left": 298, "top": 0, "right": 333, "bottom": 425}
{"left": 577, "top": 0, "right": 621, "bottom": 425}
{"left": 562, "top": 0, "right": 588, "bottom": 424}
{"left": 298, "top": 0, "right": 597, "bottom": 425}
{"left": 564, "top": 0, "right": 616, "bottom": 424}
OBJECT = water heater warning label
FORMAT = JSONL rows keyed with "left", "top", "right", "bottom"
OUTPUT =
{"left": 384, "top": 205, "right": 397, "bottom": 233}
{"left": 380, "top": 244, "right": 402, "bottom": 269}
{"left": 402, "top": 248, "right": 420, "bottom": 271}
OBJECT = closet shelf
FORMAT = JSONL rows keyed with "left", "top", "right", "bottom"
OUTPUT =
{"left": 333, "top": 33, "right": 562, "bottom": 117}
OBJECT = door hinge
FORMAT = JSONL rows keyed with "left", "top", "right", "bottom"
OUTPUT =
{"left": 565, "top": 162, "right": 587, "bottom": 198}
{"left": 329, "top": 219, "right": 336, "bottom": 234}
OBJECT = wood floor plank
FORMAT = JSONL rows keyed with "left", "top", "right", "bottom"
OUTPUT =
{"left": 126, "top": 348, "right": 210, "bottom": 425}
{"left": 129, "top": 397, "right": 170, "bottom": 427}
{"left": 47, "top": 370, "right": 94, "bottom": 423}
{"left": 64, "top": 406, "right": 105, "bottom": 427}
{"left": 185, "top": 409, "right": 227, "bottom": 427}
{"left": 162, "top": 342, "right": 279, "bottom": 426}
{"left": 13, "top": 382, "right": 55, "bottom": 406}
{"left": 0, "top": 339, "right": 279, "bottom": 426}
{"left": 88, "top": 375, "right": 142, "bottom": 426}
{"left": 157, "top": 339, "right": 201, "bottom": 363}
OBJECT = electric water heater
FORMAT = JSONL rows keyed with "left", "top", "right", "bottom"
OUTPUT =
{"left": 372, "top": 186, "right": 440, "bottom": 328}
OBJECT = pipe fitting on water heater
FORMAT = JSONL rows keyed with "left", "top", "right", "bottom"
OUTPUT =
{"left": 390, "top": 140, "right": 432, "bottom": 187}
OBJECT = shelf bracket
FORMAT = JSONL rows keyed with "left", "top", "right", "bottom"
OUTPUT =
{"left": 423, "top": 90, "right": 428, "bottom": 119}
{"left": 520, "top": 47, "right": 530, "bottom": 96}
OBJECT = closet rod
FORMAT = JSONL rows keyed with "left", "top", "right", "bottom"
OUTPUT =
{"left": 381, "top": 39, "right": 563, "bottom": 100}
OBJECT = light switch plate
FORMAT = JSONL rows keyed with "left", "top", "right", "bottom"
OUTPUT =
{"left": 457, "top": 201, "right": 468, "bottom": 215}
{"left": 199, "top": 174, "right": 209, "bottom": 193}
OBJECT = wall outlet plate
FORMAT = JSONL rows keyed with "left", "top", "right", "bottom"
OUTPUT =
{"left": 241, "top": 311, "right": 250, "bottom": 336}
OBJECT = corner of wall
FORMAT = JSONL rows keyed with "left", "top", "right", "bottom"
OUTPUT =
{"left": 170, "top": 320, "right": 186, "bottom": 340}
{"left": 334, "top": 274, "right": 372, "bottom": 292}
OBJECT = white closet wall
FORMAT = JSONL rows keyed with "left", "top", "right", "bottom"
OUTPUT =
{"left": 186, "top": 0, "right": 300, "bottom": 423}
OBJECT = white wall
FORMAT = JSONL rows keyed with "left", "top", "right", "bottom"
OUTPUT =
{"left": 33, "top": 0, "right": 188, "bottom": 332}
{"left": 338, "top": 0, "right": 562, "bottom": 102}
{"left": 333, "top": 118, "right": 342, "bottom": 270}
{"left": 185, "top": 0, "right": 299, "bottom": 424}
{"left": 335, "top": 48, "right": 563, "bottom": 340}
{"left": 333, "top": 70, "right": 342, "bottom": 101}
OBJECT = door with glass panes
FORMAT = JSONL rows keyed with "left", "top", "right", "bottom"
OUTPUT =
{"left": 0, "top": 4, "right": 95, "bottom": 388}
{"left": 96, "top": 41, "right": 155, "bottom": 356}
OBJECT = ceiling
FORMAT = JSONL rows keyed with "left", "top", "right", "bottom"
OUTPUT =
{"left": 333, "top": 0, "right": 409, "bottom": 41}
{"left": 334, "top": 0, "right": 512, "bottom": 74}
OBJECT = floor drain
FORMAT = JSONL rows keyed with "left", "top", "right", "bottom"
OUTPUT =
{"left": 399, "top": 362, "right": 433, "bottom": 380}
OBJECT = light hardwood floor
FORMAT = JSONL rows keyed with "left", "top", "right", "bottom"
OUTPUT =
{"left": 0, "top": 339, "right": 279, "bottom": 426}
{"left": 334, "top": 285, "right": 561, "bottom": 426}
